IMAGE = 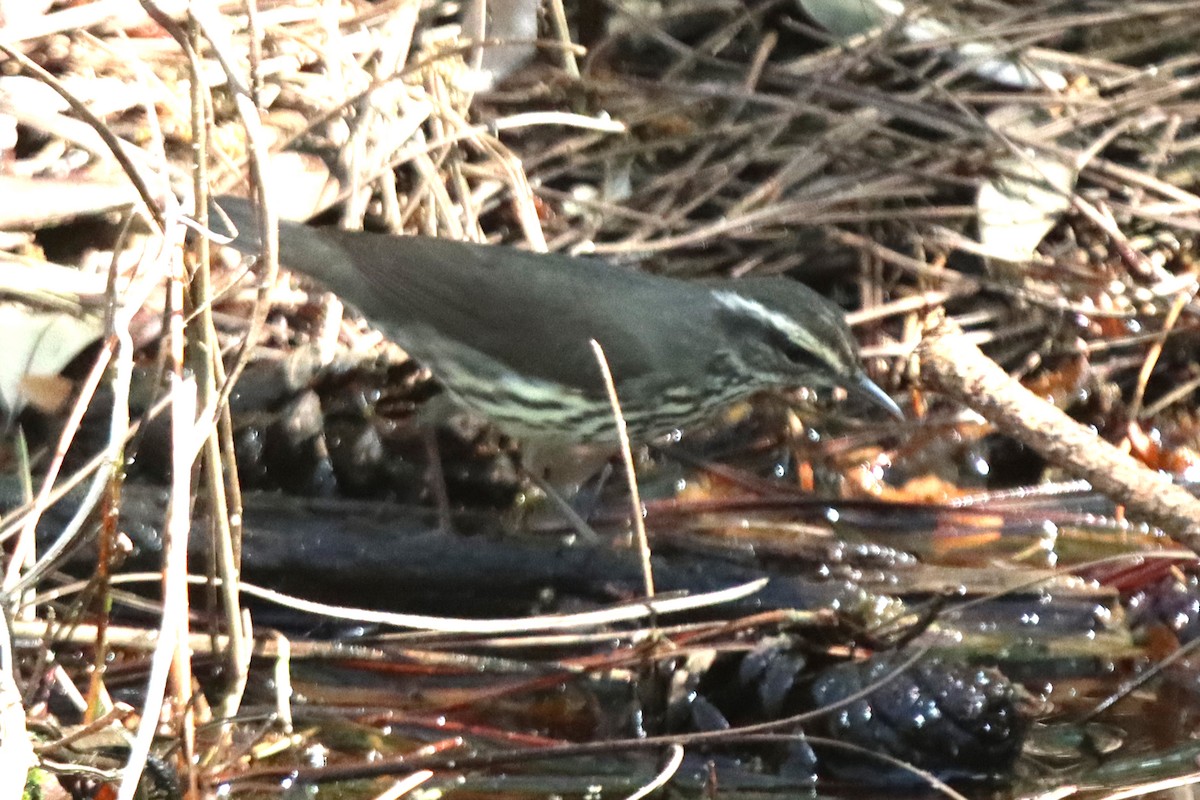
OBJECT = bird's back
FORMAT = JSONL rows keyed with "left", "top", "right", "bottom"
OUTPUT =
{"left": 214, "top": 197, "right": 721, "bottom": 397}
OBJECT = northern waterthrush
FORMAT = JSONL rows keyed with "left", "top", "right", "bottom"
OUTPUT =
{"left": 213, "top": 197, "right": 901, "bottom": 469}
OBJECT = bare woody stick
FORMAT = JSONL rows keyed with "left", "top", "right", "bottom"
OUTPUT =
{"left": 917, "top": 318, "right": 1200, "bottom": 550}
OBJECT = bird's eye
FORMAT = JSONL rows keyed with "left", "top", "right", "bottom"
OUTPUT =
{"left": 781, "top": 341, "right": 819, "bottom": 367}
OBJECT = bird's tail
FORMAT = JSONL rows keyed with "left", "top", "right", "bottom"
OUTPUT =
{"left": 210, "top": 194, "right": 330, "bottom": 260}
{"left": 207, "top": 195, "right": 359, "bottom": 293}
{"left": 207, "top": 194, "right": 266, "bottom": 256}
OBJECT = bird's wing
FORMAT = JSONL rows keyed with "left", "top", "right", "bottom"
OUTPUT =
{"left": 213, "top": 196, "right": 710, "bottom": 394}
{"left": 320, "top": 228, "right": 707, "bottom": 394}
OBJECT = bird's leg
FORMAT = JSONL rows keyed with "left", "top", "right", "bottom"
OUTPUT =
{"left": 420, "top": 426, "right": 455, "bottom": 535}
{"left": 514, "top": 440, "right": 619, "bottom": 541}
{"left": 404, "top": 392, "right": 459, "bottom": 534}
{"left": 571, "top": 460, "right": 614, "bottom": 523}
{"left": 522, "top": 470, "right": 603, "bottom": 543}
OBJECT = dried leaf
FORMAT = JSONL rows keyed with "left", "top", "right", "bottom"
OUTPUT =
{"left": 0, "top": 305, "right": 103, "bottom": 412}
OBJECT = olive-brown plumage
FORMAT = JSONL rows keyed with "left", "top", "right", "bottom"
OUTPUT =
{"left": 214, "top": 197, "right": 900, "bottom": 446}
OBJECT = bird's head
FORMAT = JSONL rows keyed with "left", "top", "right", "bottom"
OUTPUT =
{"left": 710, "top": 278, "right": 902, "bottom": 419}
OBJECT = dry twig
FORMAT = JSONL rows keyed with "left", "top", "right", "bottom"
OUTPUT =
{"left": 919, "top": 318, "right": 1200, "bottom": 549}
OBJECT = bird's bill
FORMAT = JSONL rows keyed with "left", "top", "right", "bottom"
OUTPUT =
{"left": 849, "top": 373, "right": 904, "bottom": 420}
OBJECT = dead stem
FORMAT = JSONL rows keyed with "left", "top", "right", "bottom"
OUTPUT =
{"left": 919, "top": 318, "right": 1200, "bottom": 549}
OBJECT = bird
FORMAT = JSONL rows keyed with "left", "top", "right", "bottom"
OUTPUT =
{"left": 211, "top": 196, "right": 901, "bottom": 480}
